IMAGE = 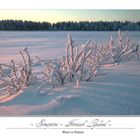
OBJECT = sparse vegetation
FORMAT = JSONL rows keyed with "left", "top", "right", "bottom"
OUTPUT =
{"left": 0, "top": 30, "right": 139, "bottom": 96}
{"left": 0, "top": 48, "right": 34, "bottom": 95}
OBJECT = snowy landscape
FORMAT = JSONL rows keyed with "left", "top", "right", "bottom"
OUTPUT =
{"left": 0, "top": 31, "right": 140, "bottom": 115}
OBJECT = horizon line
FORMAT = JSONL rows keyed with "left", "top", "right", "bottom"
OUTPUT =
{"left": 0, "top": 19, "right": 140, "bottom": 23}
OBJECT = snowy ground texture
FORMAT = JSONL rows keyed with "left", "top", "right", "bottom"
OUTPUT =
{"left": 0, "top": 61, "right": 140, "bottom": 115}
{"left": 0, "top": 31, "right": 140, "bottom": 115}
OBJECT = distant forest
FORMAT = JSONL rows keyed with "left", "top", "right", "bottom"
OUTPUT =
{"left": 0, "top": 20, "right": 140, "bottom": 31}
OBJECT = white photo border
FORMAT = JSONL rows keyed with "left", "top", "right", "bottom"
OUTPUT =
{"left": 0, "top": 0, "right": 140, "bottom": 140}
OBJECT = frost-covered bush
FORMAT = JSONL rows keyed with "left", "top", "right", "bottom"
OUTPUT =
{"left": 64, "top": 34, "right": 95, "bottom": 82}
{"left": 36, "top": 35, "right": 81, "bottom": 87}
{"left": 1, "top": 30, "right": 139, "bottom": 96}
{"left": 19, "top": 47, "right": 34, "bottom": 86}
{"left": 36, "top": 34, "right": 104, "bottom": 87}
{"left": 112, "top": 30, "right": 139, "bottom": 63}
{"left": 90, "top": 30, "right": 139, "bottom": 66}
{"left": 36, "top": 56, "right": 68, "bottom": 86}
{"left": 0, "top": 47, "right": 34, "bottom": 94}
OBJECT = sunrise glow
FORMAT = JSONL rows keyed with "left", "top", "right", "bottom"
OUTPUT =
{"left": 0, "top": 10, "right": 140, "bottom": 23}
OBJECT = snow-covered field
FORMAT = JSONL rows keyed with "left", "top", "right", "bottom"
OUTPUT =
{"left": 0, "top": 31, "right": 140, "bottom": 63}
{"left": 0, "top": 31, "right": 140, "bottom": 115}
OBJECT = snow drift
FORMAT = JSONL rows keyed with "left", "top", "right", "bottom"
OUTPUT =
{"left": 0, "top": 31, "right": 140, "bottom": 115}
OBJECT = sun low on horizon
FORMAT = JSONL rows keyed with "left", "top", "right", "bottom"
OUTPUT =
{"left": 0, "top": 10, "right": 140, "bottom": 23}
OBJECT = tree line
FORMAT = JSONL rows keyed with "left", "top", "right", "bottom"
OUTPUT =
{"left": 0, "top": 20, "right": 140, "bottom": 31}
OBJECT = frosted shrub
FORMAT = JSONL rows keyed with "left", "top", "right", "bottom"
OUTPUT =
{"left": 0, "top": 47, "right": 34, "bottom": 94}
{"left": 1, "top": 30, "right": 139, "bottom": 96}
{"left": 36, "top": 34, "right": 104, "bottom": 87}
{"left": 0, "top": 61, "right": 22, "bottom": 94}
{"left": 36, "top": 56, "right": 67, "bottom": 86}
{"left": 111, "top": 30, "right": 139, "bottom": 63}
{"left": 64, "top": 34, "right": 94, "bottom": 82}
{"left": 92, "top": 30, "right": 140, "bottom": 65}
